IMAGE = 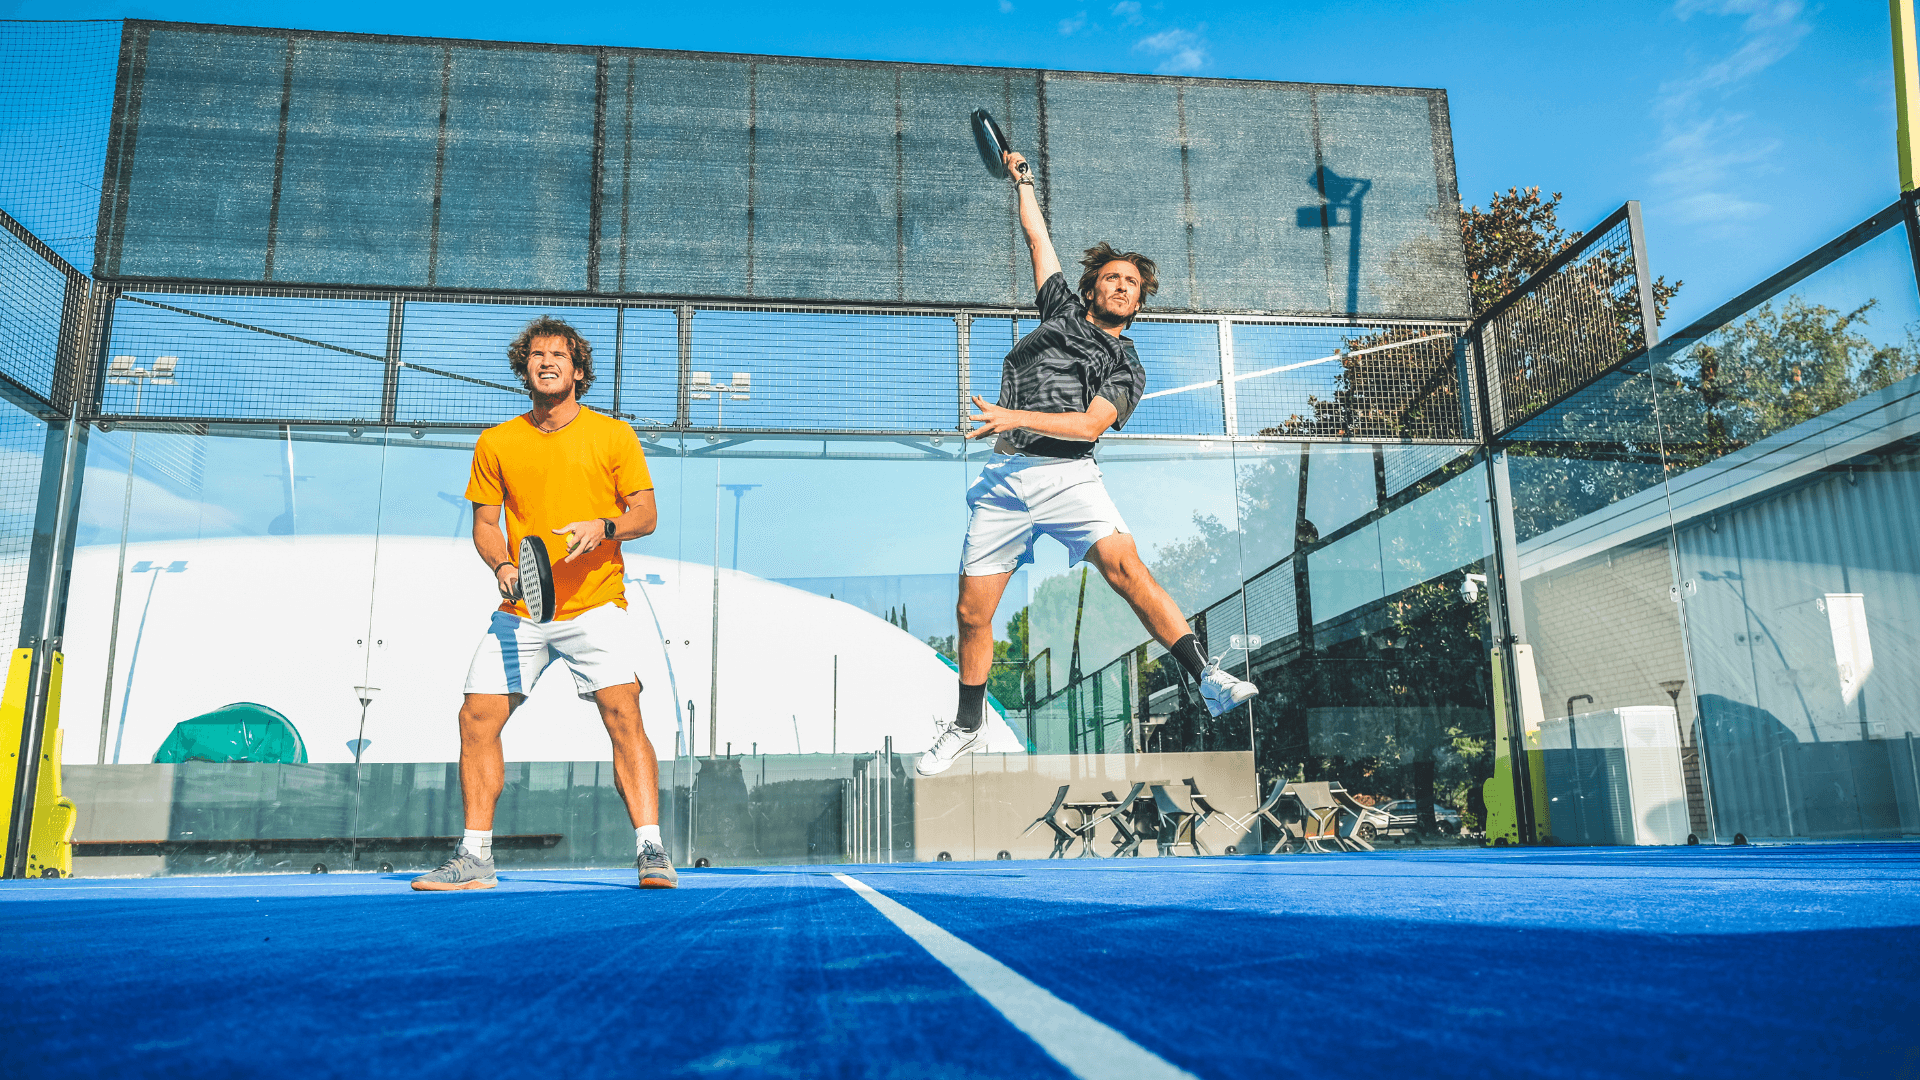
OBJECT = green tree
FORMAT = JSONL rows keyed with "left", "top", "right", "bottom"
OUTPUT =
{"left": 1668, "top": 297, "right": 1918, "bottom": 465}
{"left": 1259, "top": 187, "right": 1681, "bottom": 440}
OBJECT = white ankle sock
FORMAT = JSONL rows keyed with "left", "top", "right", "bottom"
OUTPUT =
{"left": 461, "top": 829, "right": 493, "bottom": 860}
{"left": 636, "top": 824, "right": 662, "bottom": 851}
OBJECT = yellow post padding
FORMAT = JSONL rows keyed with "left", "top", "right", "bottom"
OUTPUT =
{"left": 1482, "top": 648, "right": 1551, "bottom": 846}
{"left": 1482, "top": 648, "right": 1521, "bottom": 845}
{"left": 0, "top": 648, "right": 75, "bottom": 878}
{"left": 1895, "top": 0, "right": 1920, "bottom": 191}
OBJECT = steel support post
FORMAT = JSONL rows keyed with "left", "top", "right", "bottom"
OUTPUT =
{"left": 1481, "top": 447, "right": 1537, "bottom": 845}
{"left": 1217, "top": 318, "right": 1238, "bottom": 436}
{"left": 381, "top": 297, "right": 404, "bottom": 424}
{"left": 676, "top": 304, "right": 694, "bottom": 429}
{"left": 955, "top": 313, "right": 970, "bottom": 433}
{"left": 6, "top": 407, "right": 85, "bottom": 877}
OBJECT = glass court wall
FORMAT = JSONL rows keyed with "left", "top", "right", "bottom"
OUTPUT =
{"left": 9, "top": 19, "right": 1920, "bottom": 880}
{"left": 47, "top": 284, "right": 1495, "bottom": 874}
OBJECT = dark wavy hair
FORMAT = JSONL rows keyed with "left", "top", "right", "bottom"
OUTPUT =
{"left": 507, "top": 316, "right": 595, "bottom": 398}
{"left": 1077, "top": 242, "right": 1160, "bottom": 319}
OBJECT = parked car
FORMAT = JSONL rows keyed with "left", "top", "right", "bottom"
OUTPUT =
{"left": 1376, "top": 800, "right": 1462, "bottom": 841}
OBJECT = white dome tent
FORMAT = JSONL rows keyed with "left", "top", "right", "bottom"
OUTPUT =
{"left": 59, "top": 535, "right": 1024, "bottom": 766}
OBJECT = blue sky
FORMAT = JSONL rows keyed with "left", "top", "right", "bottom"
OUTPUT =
{"left": 0, "top": 0, "right": 1899, "bottom": 331}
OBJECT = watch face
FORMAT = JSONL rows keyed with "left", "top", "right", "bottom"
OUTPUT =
{"left": 603, "top": 518, "right": 615, "bottom": 538}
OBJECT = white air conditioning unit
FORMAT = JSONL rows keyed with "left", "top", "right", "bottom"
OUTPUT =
{"left": 1537, "top": 706, "right": 1689, "bottom": 845}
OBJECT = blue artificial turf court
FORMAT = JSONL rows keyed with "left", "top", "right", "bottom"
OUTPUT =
{"left": 3, "top": 845, "right": 1917, "bottom": 1079}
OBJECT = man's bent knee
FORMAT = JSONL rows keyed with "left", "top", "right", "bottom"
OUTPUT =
{"left": 459, "top": 694, "right": 516, "bottom": 735}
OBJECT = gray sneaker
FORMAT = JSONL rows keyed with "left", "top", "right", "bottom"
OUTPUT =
{"left": 638, "top": 840, "right": 678, "bottom": 889}
{"left": 410, "top": 849, "right": 497, "bottom": 891}
{"left": 915, "top": 720, "right": 981, "bottom": 776}
{"left": 1199, "top": 658, "right": 1259, "bottom": 718}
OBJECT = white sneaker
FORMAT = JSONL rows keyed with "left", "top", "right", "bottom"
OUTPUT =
{"left": 1199, "top": 658, "right": 1259, "bottom": 717}
{"left": 916, "top": 720, "right": 982, "bottom": 776}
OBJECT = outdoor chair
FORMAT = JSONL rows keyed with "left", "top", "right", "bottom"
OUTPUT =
{"left": 1182, "top": 777, "right": 1247, "bottom": 855}
{"left": 1327, "top": 782, "right": 1379, "bottom": 852}
{"left": 1147, "top": 784, "right": 1199, "bottom": 856}
{"left": 1247, "top": 779, "right": 1298, "bottom": 853}
{"left": 1099, "top": 783, "right": 1150, "bottom": 857}
{"left": 1020, "top": 784, "right": 1087, "bottom": 859}
{"left": 1284, "top": 781, "right": 1357, "bottom": 853}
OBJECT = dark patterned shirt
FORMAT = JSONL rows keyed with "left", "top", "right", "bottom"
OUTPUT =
{"left": 996, "top": 272, "right": 1146, "bottom": 458}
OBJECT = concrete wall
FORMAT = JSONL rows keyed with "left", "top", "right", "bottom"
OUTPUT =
{"left": 913, "top": 751, "right": 1260, "bottom": 861}
{"left": 64, "top": 764, "right": 174, "bottom": 877}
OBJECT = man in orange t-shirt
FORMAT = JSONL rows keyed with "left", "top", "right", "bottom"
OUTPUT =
{"left": 412, "top": 316, "right": 675, "bottom": 892}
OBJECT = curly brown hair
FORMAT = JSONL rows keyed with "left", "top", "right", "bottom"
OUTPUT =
{"left": 1077, "top": 242, "right": 1159, "bottom": 318}
{"left": 507, "top": 316, "right": 596, "bottom": 398}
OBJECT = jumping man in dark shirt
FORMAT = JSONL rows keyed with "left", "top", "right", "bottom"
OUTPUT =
{"left": 917, "top": 145, "right": 1258, "bottom": 776}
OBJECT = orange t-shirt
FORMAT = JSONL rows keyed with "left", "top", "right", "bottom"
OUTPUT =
{"left": 466, "top": 407, "right": 653, "bottom": 621}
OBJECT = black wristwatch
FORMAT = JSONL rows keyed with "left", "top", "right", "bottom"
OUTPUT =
{"left": 601, "top": 517, "right": 616, "bottom": 539}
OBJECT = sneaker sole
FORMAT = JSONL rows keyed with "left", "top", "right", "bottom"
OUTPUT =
{"left": 1204, "top": 687, "right": 1260, "bottom": 718}
{"left": 639, "top": 877, "right": 678, "bottom": 889}
{"left": 916, "top": 736, "right": 982, "bottom": 777}
{"left": 410, "top": 878, "right": 497, "bottom": 891}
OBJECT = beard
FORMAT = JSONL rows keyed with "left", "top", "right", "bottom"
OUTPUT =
{"left": 1087, "top": 293, "right": 1137, "bottom": 328}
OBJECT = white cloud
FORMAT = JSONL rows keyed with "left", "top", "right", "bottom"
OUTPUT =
{"left": 1651, "top": 0, "right": 1811, "bottom": 228}
{"left": 1112, "top": 1, "right": 1142, "bottom": 25}
{"left": 1059, "top": 11, "right": 1087, "bottom": 34}
{"left": 1134, "top": 27, "right": 1209, "bottom": 74}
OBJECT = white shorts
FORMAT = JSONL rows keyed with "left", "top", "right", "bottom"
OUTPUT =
{"left": 464, "top": 602, "right": 642, "bottom": 701}
{"left": 961, "top": 453, "right": 1131, "bottom": 576}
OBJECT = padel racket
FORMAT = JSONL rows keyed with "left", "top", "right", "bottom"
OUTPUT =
{"left": 970, "top": 108, "right": 1030, "bottom": 183}
{"left": 517, "top": 535, "right": 556, "bottom": 624}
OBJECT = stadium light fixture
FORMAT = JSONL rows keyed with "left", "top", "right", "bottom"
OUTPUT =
{"left": 690, "top": 371, "right": 752, "bottom": 427}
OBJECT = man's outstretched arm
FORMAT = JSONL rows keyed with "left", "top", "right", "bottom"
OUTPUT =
{"left": 1004, "top": 151, "right": 1061, "bottom": 293}
{"left": 967, "top": 394, "right": 1118, "bottom": 443}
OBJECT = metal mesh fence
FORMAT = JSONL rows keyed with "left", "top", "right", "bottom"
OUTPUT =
{"left": 1477, "top": 209, "right": 1648, "bottom": 437}
{"left": 396, "top": 301, "right": 627, "bottom": 428}
{"left": 82, "top": 285, "right": 1481, "bottom": 439}
{"left": 0, "top": 20, "right": 120, "bottom": 270}
{"left": 1230, "top": 321, "right": 1466, "bottom": 439}
{"left": 0, "top": 213, "right": 80, "bottom": 408}
{"left": 100, "top": 291, "right": 391, "bottom": 423}
{"left": 1201, "top": 595, "right": 1247, "bottom": 655}
{"left": 0, "top": 401, "right": 47, "bottom": 648}
{"left": 689, "top": 308, "right": 960, "bottom": 432}
{"left": 1241, "top": 561, "right": 1297, "bottom": 647}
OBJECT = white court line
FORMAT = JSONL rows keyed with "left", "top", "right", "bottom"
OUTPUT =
{"left": 833, "top": 873, "right": 1198, "bottom": 1080}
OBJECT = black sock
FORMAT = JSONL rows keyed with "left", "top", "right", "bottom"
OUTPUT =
{"left": 955, "top": 682, "right": 987, "bottom": 732}
{"left": 1170, "top": 634, "right": 1208, "bottom": 683}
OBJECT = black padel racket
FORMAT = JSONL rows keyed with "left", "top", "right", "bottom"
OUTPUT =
{"left": 971, "top": 109, "right": 1030, "bottom": 183}
{"left": 517, "top": 535, "right": 556, "bottom": 623}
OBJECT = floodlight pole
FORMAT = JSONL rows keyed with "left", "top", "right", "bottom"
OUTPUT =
{"left": 690, "top": 373, "right": 751, "bottom": 762}
{"left": 719, "top": 484, "right": 760, "bottom": 570}
{"left": 96, "top": 360, "right": 180, "bottom": 763}
{"left": 109, "top": 560, "right": 184, "bottom": 765}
